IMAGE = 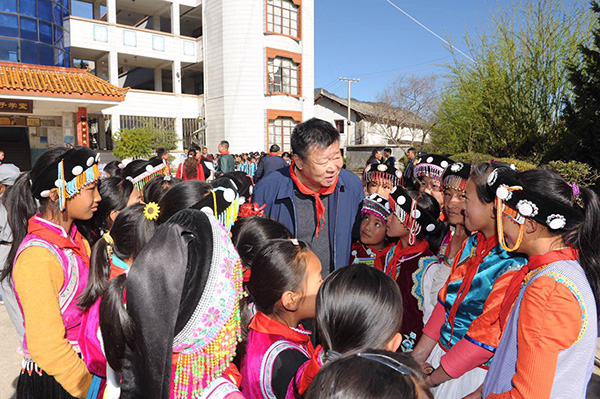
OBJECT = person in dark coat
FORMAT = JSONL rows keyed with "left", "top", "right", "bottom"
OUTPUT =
{"left": 254, "top": 144, "right": 288, "bottom": 183}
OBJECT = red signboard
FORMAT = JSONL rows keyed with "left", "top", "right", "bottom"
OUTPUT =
{"left": 77, "top": 107, "right": 89, "bottom": 147}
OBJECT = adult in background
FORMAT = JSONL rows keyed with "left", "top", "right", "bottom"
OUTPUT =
{"left": 254, "top": 118, "right": 364, "bottom": 278}
{"left": 216, "top": 140, "right": 235, "bottom": 176}
{"left": 403, "top": 147, "right": 418, "bottom": 189}
{"left": 254, "top": 144, "right": 287, "bottom": 183}
{"left": 366, "top": 148, "right": 383, "bottom": 166}
{"left": 176, "top": 149, "right": 205, "bottom": 181}
{"left": 201, "top": 146, "right": 214, "bottom": 162}
{"left": 384, "top": 148, "right": 396, "bottom": 168}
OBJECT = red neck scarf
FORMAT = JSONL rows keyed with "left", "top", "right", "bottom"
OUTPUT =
{"left": 28, "top": 216, "right": 89, "bottom": 265}
{"left": 220, "top": 150, "right": 230, "bottom": 155}
{"left": 498, "top": 247, "right": 578, "bottom": 328}
{"left": 269, "top": 152, "right": 278, "bottom": 156}
{"left": 385, "top": 239, "right": 430, "bottom": 281}
{"left": 446, "top": 233, "right": 498, "bottom": 340}
{"left": 289, "top": 164, "right": 339, "bottom": 238}
{"left": 250, "top": 311, "right": 314, "bottom": 349}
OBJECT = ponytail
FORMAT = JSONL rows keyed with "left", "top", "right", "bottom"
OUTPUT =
{"left": 99, "top": 274, "right": 135, "bottom": 372}
{"left": 1, "top": 173, "right": 37, "bottom": 283}
{"left": 567, "top": 186, "right": 600, "bottom": 317}
{"left": 77, "top": 237, "right": 111, "bottom": 310}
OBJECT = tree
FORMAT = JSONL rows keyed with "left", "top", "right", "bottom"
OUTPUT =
{"left": 432, "top": 0, "right": 592, "bottom": 163}
{"left": 554, "top": 1, "right": 600, "bottom": 171}
{"left": 369, "top": 75, "right": 438, "bottom": 148}
{"left": 113, "top": 119, "right": 179, "bottom": 159}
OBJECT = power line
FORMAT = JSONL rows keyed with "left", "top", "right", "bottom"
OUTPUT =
{"left": 384, "top": 0, "right": 474, "bottom": 63}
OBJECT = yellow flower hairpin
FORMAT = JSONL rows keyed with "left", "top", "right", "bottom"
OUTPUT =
{"left": 144, "top": 202, "right": 160, "bottom": 221}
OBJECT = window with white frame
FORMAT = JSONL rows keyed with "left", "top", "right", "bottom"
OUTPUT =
{"left": 268, "top": 117, "right": 297, "bottom": 151}
{"left": 268, "top": 56, "right": 299, "bottom": 95}
{"left": 267, "top": 0, "right": 299, "bottom": 38}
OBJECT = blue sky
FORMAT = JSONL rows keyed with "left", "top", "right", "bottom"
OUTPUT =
{"left": 314, "top": 0, "right": 585, "bottom": 102}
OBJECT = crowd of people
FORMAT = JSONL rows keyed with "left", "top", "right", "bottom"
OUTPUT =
{"left": 0, "top": 116, "right": 598, "bottom": 399}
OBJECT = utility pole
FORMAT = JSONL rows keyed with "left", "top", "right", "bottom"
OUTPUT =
{"left": 339, "top": 77, "right": 360, "bottom": 148}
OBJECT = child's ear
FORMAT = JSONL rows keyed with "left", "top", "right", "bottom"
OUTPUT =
{"left": 525, "top": 218, "right": 538, "bottom": 235}
{"left": 109, "top": 210, "right": 120, "bottom": 223}
{"left": 490, "top": 204, "right": 497, "bottom": 220}
{"left": 385, "top": 332, "right": 403, "bottom": 352}
{"left": 280, "top": 290, "right": 300, "bottom": 312}
{"left": 48, "top": 188, "right": 59, "bottom": 203}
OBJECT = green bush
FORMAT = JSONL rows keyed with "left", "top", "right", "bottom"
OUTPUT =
{"left": 449, "top": 152, "right": 537, "bottom": 171}
{"left": 496, "top": 158, "right": 537, "bottom": 171}
{"left": 546, "top": 160, "right": 600, "bottom": 187}
{"left": 113, "top": 128, "right": 154, "bottom": 159}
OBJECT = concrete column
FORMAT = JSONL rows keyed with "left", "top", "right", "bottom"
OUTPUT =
{"left": 170, "top": 2, "right": 180, "bottom": 36}
{"left": 172, "top": 60, "right": 181, "bottom": 94}
{"left": 108, "top": 50, "right": 118, "bottom": 86}
{"left": 98, "top": 115, "right": 107, "bottom": 149}
{"left": 154, "top": 68, "right": 162, "bottom": 91}
{"left": 175, "top": 116, "right": 183, "bottom": 150}
{"left": 110, "top": 114, "right": 121, "bottom": 136}
{"left": 93, "top": 1, "right": 102, "bottom": 19}
{"left": 106, "top": 0, "right": 116, "bottom": 24}
{"left": 153, "top": 14, "right": 161, "bottom": 31}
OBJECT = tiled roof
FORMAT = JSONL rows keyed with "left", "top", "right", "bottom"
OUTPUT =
{"left": 0, "top": 62, "right": 127, "bottom": 101}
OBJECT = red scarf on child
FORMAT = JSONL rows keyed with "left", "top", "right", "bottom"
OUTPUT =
{"left": 382, "top": 239, "right": 430, "bottom": 281}
{"left": 498, "top": 247, "right": 578, "bottom": 328}
{"left": 289, "top": 164, "right": 338, "bottom": 238}
{"left": 28, "top": 216, "right": 89, "bottom": 265}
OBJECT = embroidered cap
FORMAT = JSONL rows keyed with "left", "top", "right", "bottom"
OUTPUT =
{"left": 389, "top": 186, "right": 442, "bottom": 245}
{"left": 191, "top": 177, "right": 241, "bottom": 231}
{"left": 414, "top": 154, "right": 454, "bottom": 181}
{"left": 361, "top": 193, "right": 392, "bottom": 223}
{"left": 363, "top": 162, "right": 402, "bottom": 187}
{"left": 122, "top": 157, "right": 170, "bottom": 193}
{"left": 442, "top": 162, "right": 472, "bottom": 192}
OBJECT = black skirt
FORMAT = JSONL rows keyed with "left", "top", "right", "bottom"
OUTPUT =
{"left": 17, "top": 367, "right": 77, "bottom": 399}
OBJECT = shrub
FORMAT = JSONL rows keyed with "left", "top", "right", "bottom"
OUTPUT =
{"left": 449, "top": 152, "right": 537, "bottom": 171}
{"left": 546, "top": 160, "right": 600, "bottom": 187}
{"left": 113, "top": 127, "right": 154, "bottom": 159}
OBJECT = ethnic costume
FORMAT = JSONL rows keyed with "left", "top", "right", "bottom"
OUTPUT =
{"left": 240, "top": 311, "right": 315, "bottom": 399}
{"left": 415, "top": 162, "right": 472, "bottom": 324}
{"left": 121, "top": 209, "right": 244, "bottom": 399}
{"left": 375, "top": 186, "right": 442, "bottom": 352}
{"left": 483, "top": 168, "right": 597, "bottom": 398}
{"left": 350, "top": 193, "right": 392, "bottom": 266}
{"left": 362, "top": 162, "right": 402, "bottom": 189}
{"left": 122, "top": 158, "right": 170, "bottom": 193}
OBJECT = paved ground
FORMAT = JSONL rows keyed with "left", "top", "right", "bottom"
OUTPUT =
{"left": 1, "top": 304, "right": 600, "bottom": 398}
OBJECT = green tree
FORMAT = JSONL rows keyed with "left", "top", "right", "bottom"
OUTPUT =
{"left": 433, "top": 0, "right": 592, "bottom": 163}
{"left": 113, "top": 120, "right": 179, "bottom": 159}
{"left": 553, "top": 1, "right": 600, "bottom": 171}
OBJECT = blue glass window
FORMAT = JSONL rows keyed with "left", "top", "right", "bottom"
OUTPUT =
{"left": 21, "top": 40, "right": 38, "bottom": 63}
{"left": 39, "top": 43, "right": 52, "bottom": 65}
{"left": 52, "top": 3, "right": 61, "bottom": 25}
{"left": 20, "top": 16, "right": 37, "bottom": 40}
{"left": 39, "top": 20, "right": 51, "bottom": 42}
{"left": 54, "top": 47, "right": 63, "bottom": 66}
{"left": 0, "top": 38, "right": 18, "bottom": 62}
{"left": 0, "top": 0, "right": 17, "bottom": 13}
{"left": 53, "top": 25, "right": 62, "bottom": 43}
{"left": 38, "top": 0, "right": 51, "bottom": 21}
{"left": 0, "top": 13, "right": 18, "bottom": 37}
{"left": 19, "top": 0, "right": 36, "bottom": 17}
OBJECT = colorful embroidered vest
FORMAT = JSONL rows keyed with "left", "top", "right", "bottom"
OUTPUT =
{"left": 483, "top": 260, "right": 597, "bottom": 398}
{"left": 13, "top": 216, "right": 89, "bottom": 363}
{"left": 438, "top": 234, "right": 526, "bottom": 365}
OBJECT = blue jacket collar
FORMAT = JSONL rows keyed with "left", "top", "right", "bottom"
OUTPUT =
{"left": 275, "top": 167, "right": 346, "bottom": 200}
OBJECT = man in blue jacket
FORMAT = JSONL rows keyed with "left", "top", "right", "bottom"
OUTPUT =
{"left": 254, "top": 118, "right": 364, "bottom": 277}
{"left": 254, "top": 144, "right": 288, "bottom": 183}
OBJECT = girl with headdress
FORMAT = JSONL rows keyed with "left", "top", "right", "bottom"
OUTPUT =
{"left": 142, "top": 175, "right": 182, "bottom": 204}
{"left": 413, "top": 154, "right": 453, "bottom": 208}
{"left": 77, "top": 203, "right": 158, "bottom": 398}
{"left": 362, "top": 162, "right": 402, "bottom": 198}
{"left": 0, "top": 147, "right": 101, "bottom": 398}
{"left": 480, "top": 168, "right": 599, "bottom": 398}
{"left": 240, "top": 239, "right": 323, "bottom": 399}
{"left": 121, "top": 209, "right": 245, "bottom": 398}
{"left": 411, "top": 163, "right": 527, "bottom": 398}
{"left": 349, "top": 193, "right": 392, "bottom": 266}
{"left": 414, "top": 162, "right": 472, "bottom": 324}
{"left": 375, "top": 187, "right": 443, "bottom": 353}
{"left": 122, "top": 158, "right": 170, "bottom": 194}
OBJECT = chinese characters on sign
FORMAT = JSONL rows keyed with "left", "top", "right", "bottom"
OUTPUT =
{"left": 0, "top": 99, "right": 33, "bottom": 114}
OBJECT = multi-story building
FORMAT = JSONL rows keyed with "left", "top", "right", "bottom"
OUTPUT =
{"left": 0, "top": 0, "right": 314, "bottom": 168}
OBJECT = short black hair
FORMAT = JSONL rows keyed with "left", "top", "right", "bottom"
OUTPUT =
{"left": 371, "top": 148, "right": 382, "bottom": 156}
{"left": 407, "top": 147, "right": 416, "bottom": 154}
{"left": 291, "top": 118, "right": 340, "bottom": 160}
{"left": 219, "top": 140, "right": 229, "bottom": 149}
{"left": 384, "top": 148, "right": 392, "bottom": 154}
{"left": 156, "top": 148, "right": 168, "bottom": 158}
{"left": 269, "top": 144, "right": 280, "bottom": 153}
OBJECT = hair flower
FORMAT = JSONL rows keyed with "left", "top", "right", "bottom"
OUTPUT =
{"left": 144, "top": 202, "right": 161, "bottom": 221}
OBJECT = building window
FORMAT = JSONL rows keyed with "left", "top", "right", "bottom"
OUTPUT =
{"left": 268, "top": 117, "right": 296, "bottom": 151}
{"left": 335, "top": 119, "right": 345, "bottom": 134}
{"left": 268, "top": 56, "right": 299, "bottom": 95}
{"left": 266, "top": 0, "right": 299, "bottom": 38}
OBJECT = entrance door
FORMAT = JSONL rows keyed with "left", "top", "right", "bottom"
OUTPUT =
{"left": 0, "top": 127, "right": 31, "bottom": 171}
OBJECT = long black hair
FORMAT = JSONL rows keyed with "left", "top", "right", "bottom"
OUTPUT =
{"left": 470, "top": 161, "right": 513, "bottom": 204}
{"left": 143, "top": 175, "right": 182, "bottom": 204}
{"left": 407, "top": 190, "right": 444, "bottom": 253}
{"left": 231, "top": 217, "right": 292, "bottom": 269}
{"left": 78, "top": 203, "right": 157, "bottom": 310}
{"left": 517, "top": 169, "right": 600, "bottom": 317}
{"left": 248, "top": 239, "right": 311, "bottom": 316}
{"left": 1, "top": 147, "right": 69, "bottom": 283}
{"left": 157, "top": 180, "right": 211, "bottom": 224}
{"left": 316, "top": 264, "right": 403, "bottom": 356}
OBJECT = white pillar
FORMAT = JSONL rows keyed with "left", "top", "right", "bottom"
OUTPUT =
{"left": 170, "top": 2, "right": 180, "bottom": 35}
{"left": 107, "top": 0, "right": 116, "bottom": 24}
{"left": 172, "top": 60, "right": 181, "bottom": 94}
{"left": 108, "top": 50, "right": 118, "bottom": 86}
{"left": 111, "top": 114, "right": 121, "bottom": 136}
{"left": 154, "top": 68, "right": 162, "bottom": 91}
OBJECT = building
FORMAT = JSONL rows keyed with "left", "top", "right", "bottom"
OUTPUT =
{"left": 0, "top": 0, "right": 314, "bottom": 167}
{"left": 314, "top": 88, "right": 429, "bottom": 151}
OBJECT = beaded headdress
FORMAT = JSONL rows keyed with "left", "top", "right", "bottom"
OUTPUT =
{"left": 192, "top": 178, "right": 241, "bottom": 231}
{"left": 487, "top": 167, "right": 585, "bottom": 252}
{"left": 361, "top": 193, "right": 392, "bottom": 223}
{"left": 123, "top": 158, "right": 170, "bottom": 193}
{"left": 363, "top": 163, "right": 402, "bottom": 187}
{"left": 388, "top": 186, "right": 442, "bottom": 245}
{"left": 442, "top": 162, "right": 472, "bottom": 192}
{"left": 414, "top": 154, "right": 454, "bottom": 182}
{"left": 31, "top": 147, "right": 101, "bottom": 211}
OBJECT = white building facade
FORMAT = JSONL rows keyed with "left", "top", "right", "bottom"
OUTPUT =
{"left": 68, "top": 0, "right": 314, "bottom": 153}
